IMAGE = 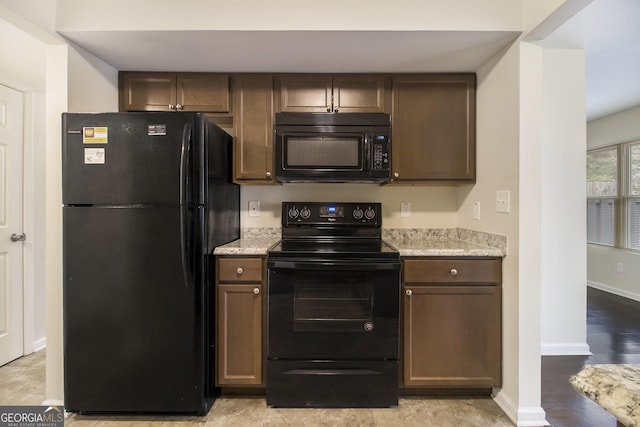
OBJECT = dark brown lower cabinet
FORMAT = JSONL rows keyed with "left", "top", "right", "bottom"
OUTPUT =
{"left": 402, "top": 258, "right": 502, "bottom": 388}
{"left": 216, "top": 257, "right": 265, "bottom": 387}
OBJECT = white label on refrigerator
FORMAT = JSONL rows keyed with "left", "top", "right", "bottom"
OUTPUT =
{"left": 148, "top": 124, "right": 167, "bottom": 136}
{"left": 83, "top": 127, "right": 108, "bottom": 144}
{"left": 84, "top": 148, "right": 105, "bottom": 164}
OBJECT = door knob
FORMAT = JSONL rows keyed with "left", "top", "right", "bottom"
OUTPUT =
{"left": 10, "top": 233, "right": 26, "bottom": 242}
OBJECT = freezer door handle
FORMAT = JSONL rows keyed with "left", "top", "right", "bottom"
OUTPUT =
{"left": 179, "top": 123, "right": 192, "bottom": 207}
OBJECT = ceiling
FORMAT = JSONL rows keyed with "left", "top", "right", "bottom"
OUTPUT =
{"left": 542, "top": 0, "right": 640, "bottom": 120}
{"left": 57, "top": 0, "right": 639, "bottom": 122}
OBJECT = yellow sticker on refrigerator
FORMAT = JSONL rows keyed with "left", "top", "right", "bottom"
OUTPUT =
{"left": 83, "top": 127, "right": 108, "bottom": 144}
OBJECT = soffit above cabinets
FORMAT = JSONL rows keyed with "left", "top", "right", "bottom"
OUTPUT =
{"left": 54, "top": 0, "right": 521, "bottom": 73}
{"left": 56, "top": 30, "right": 521, "bottom": 74}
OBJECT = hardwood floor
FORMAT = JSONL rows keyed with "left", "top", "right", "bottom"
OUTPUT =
{"left": 542, "top": 287, "right": 640, "bottom": 427}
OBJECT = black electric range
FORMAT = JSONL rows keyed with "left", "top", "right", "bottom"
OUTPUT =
{"left": 266, "top": 202, "right": 400, "bottom": 408}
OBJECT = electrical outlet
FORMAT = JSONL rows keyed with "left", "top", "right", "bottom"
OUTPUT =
{"left": 496, "top": 191, "right": 511, "bottom": 213}
{"left": 249, "top": 200, "right": 260, "bottom": 217}
{"left": 473, "top": 201, "right": 481, "bottom": 220}
{"left": 400, "top": 202, "right": 411, "bottom": 218}
{"left": 616, "top": 262, "right": 624, "bottom": 274}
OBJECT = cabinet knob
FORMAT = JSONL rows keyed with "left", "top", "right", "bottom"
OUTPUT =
{"left": 450, "top": 268, "right": 458, "bottom": 276}
{"left": 266, "top": 171, "right": 272, "bottom": 179}
{"left": 236, "top": 267, "right": 244, "bottom": 275}
{"left": 176, "top": 104, "right": 183, "bottom": 110}
{"left": 334, "top": 108, "right": 339, "bottom": 113}
{"left": 326, "top": 106, "right": 331, "bottom": 112}
{"left": 405, "top": 289, "right": 412, "bottom": 296}
{"left": 253, "top": 287, "right": 260, "bottom": 295}
{"left": 394, "top": 172, "right": 400, "bottom": 179}
{"left": 168, "top": 104, "right": 175, "bottom": 110}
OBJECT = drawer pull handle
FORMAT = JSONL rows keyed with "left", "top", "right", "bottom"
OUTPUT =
{"left": 236, "top": 267, "right": 244, "bottom": 275}
{"left": 253, "top": 287, "right": 260, "bottom": 295}
{"left": 405, "top": 289, "right": 412, "bottom": 296}
{"left": 450, "top": 268, "right": 458, "bottom": 276}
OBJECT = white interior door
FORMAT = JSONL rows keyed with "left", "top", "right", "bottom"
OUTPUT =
{"left": 0, "top": 83, "right": 24, "bottom": 366}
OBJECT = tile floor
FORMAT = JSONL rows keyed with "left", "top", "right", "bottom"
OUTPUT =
{"left": 0, "top": 350, "right": 515, "bottom": 426}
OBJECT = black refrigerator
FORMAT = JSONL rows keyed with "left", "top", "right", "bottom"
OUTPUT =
{"left": 62, "top": 112, "right": 239, "bottom": 415}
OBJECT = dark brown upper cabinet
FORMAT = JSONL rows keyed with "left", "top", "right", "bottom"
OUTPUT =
{"left": 277, "top": 74, "right": 390, "bottom": 113}
{"left": 391, "top": 74, "right": 476, "bottom": 184}
{"left": 119, "top": 72, "right": 230, "bottom": 113}
{"left": 231, "top": 74, "right": 275, "bottom": 184}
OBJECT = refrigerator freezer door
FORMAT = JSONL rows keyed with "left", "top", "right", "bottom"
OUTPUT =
{"left": 62, "top": 112, "right": 202, "bottom": 206}
{"left": 63, "top": 206, "right": 210, "bottom": 414}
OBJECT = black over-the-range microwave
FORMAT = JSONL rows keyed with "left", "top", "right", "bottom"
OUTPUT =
{"left": 274, "top": 112, "right": 391, "bottom": 183}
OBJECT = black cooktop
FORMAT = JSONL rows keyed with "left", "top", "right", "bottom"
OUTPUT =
{"left": 268, "top": 238, "right": 399, "bottom": 259}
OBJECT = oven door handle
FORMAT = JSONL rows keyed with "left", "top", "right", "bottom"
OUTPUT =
{"left": 268, "top": 260, "right": 400, "bottom": 271}
{"left": 283, "top": 369, "right": 383, "bottom": 376}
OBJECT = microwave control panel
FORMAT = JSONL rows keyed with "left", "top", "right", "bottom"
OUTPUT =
{"left": 371, "top": 135, "right": 390, "bottom": 170}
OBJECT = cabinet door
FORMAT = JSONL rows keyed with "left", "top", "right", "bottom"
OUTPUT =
{"left": 278, "top": 75, "right": 332, "bottom": 112}
{"left": 120, "top": 72, "right": 177, "bottom": 111}
{"left": 402, "top": 285, "right": 501, "bottom": 387}
{"left": 391, "top": 74, "right": 476, "bottom": 183}
{"left": 217, "top": 283, "right": 263, "bottom": 385}
{"left": 333, "top": 75, "right": 390, "bottom": 113}
{"left": 232, "top": 75, "right": 275, "bottom": 183}
{"left": 177, "top": 73, "right": 229, "bottom": 112}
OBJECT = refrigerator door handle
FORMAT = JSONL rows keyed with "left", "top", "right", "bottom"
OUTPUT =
{"left": 180, "top": 124, "right": 193, "bottom": 287}
{"left": 179, "top": 123, "right": 192, "bottom": 207}
{"left": 180, "top": 207, "right": 192, "bottom": 288}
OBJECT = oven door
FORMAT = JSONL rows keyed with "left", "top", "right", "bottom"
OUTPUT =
{"left": 267, "top": 258, "right": 400, "bottom": 360}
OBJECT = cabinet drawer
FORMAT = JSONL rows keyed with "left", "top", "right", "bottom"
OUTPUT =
{"left": 218, "top": 257, "right": 263, "bottom": 282}
{"left": 403, "top": 258, "right": 501, "bottom": 284}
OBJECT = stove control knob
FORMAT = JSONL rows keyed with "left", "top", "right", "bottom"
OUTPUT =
{"left": 300, "top": 207, "right": 311, "bottom": 219}
{"left": 353, "top": 207, "right": 364, "bottom": 219}
{"left": 288, "top": 207, "right": 299, "bottom": 219}
{"left": 364, "top": 207, "right": 376, "bottom": 220}
{"left": 364, "top": 322, "right": 374, "bottom": 332}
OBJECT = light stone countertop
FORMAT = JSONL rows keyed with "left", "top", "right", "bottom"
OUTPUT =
{"left": 214, "top": 227, "right": 506, "bottom": 257}
{"left": 213, "top": 228, "right": 280, "bottom": 256}
{"left": 570, "top": 364, "right": 640, "bottom": 426}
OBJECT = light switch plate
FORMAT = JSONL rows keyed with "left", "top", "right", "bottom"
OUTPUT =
{"left": 400, "top": 202, "right": 411, "bottom": 218}
{"left": 496, "top": 191, "right": 510, "bottom": 213}
{"left": 473, "top": 201, "right": 481, "bottom": 220}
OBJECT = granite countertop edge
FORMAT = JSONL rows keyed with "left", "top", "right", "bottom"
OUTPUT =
{"left": 569, "top": 364, "right": 640, "bottom": 426}
{"left": 214, "top": 227, "right": 507, "bottom": 257}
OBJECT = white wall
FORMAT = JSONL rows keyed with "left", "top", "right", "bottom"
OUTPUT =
{"left": 458, "top": 39, "right": 531, "bottom": 423}
{"left": 539, "top": 48, "right": 588, "bottom": 355}
{"left": 56, "top": 0, "right": 521, "bottom": 31}
{"left": 0, "top": 3, "right": 56, "bottom": 355}
{"left": 587, "top": 106, "right": 640, "bottom": 301}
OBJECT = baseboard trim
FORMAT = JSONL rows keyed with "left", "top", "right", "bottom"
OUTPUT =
{"left": 588, "top": 281, "right": 640, "bottom": 303}
{"left": 540, "top": 342, "right": 591, "bottom": 356}
{"left": 33, "top": 337, "right": 46, "bottom": 352}
{"left": 493, "top": 390, "right": 549, "bottom": 427}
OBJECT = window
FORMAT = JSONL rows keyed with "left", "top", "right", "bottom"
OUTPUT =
{"left": 587, "top": 141, "right": 640, "bottom": 250}
{"left": 626, "top": 143, "right": 640, "bottom": 249}
{"left": 587, "top": 147, "right": 618, "bottom": 246}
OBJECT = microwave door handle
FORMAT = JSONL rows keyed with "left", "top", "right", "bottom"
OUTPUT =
{"left": 363, "top": 134, "right": 370, "bottom": 171}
